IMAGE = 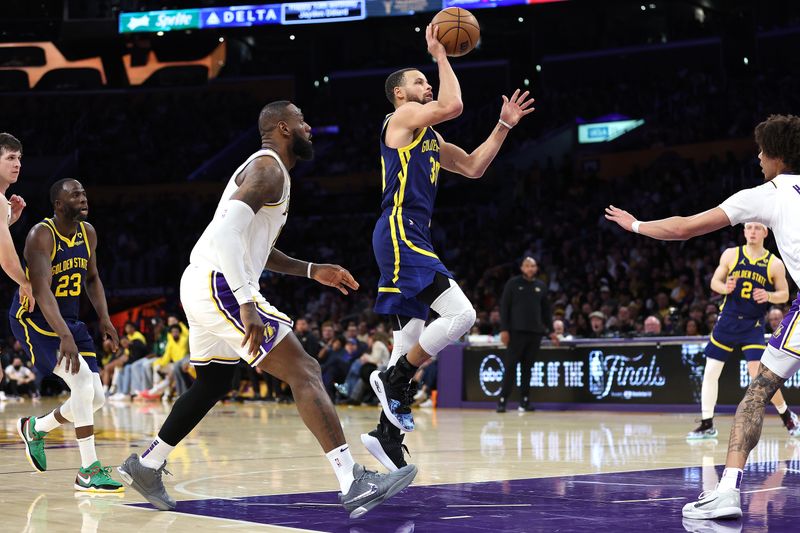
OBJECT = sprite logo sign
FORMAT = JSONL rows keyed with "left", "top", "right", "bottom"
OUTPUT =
{"left": 119, "top": 10, "right": 202, "bottom": 33}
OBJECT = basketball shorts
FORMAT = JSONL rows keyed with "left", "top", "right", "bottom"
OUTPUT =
{"left": 372, "top": 212, "right": 452, "bottom": 320}
{"left": 763, "top": 293, "right": 800, "bottom": 378}
{"left": 9, "top": 313, "right": 98, "bottom": 374}
{"left": 705, "top": 315, "right": 767, "bottom": 362}
{"left": 180, "top": 264, "right": 293, "bottom": 368}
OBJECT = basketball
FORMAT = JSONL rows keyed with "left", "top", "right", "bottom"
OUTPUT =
{"left": 431, "top": 8, "right": 480, "bottom": 58}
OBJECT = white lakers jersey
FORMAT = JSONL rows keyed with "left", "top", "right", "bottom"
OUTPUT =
{"left": 189, "top": 149, "right": 290, "bottom": 285}
{"left": 720, "top": 174, "right": 800, "bottom": 285}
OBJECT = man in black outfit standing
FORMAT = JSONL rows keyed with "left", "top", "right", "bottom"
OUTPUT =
{"left": 497, "top": 257, "right": 552, "bottom": 413}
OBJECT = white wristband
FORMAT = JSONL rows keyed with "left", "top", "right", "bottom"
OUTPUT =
{"left": 632, "top": 221, "right": 641, "bottom": 234}
{"left": 307, "top": 262, "right": 314, "bottom": 279}
{"left": 498, "top": 119, "right": 513, "bottom": 130}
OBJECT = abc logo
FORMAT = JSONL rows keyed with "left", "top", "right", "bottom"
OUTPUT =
{"left": 479, "top": 354, "right": 505, "bottom": 397}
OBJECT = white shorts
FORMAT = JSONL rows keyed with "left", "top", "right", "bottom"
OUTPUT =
{"left": 762, "top": 294, "right": 800, "bottom": 379}
{"left": 180, "top": 264, "right": 293, "bottom": 368}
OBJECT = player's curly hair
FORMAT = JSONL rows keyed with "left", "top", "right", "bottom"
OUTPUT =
{"left": 385, "top": 68, "right": 417, "bottom": 105}
{"left": 754, "top": 114, "right": 800, "bottom": 173}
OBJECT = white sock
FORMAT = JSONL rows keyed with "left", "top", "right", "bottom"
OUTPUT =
{"left": 388, "top": 331, "right": 405, "bottom": 369}
{"left": 775, "top": 401, "right": 788, "bottom": 415}
{"left": 389, "top": 318, "right": 425, "bottom": 369}
{"left": 140, "top": 437, "right": 174, "bottom": 469}
{"left": 718, "top": 467, "right": 743, "bottom": 492}
{"left": 77, "top": 435, "right": 98, "bottom": 468}
{"left": 35, "top": 410, "right": 61, "bottom": 433}
{"left": 701, "top": 358, "right": 724, "bottom": 420}
{"left": 326, "top": 444, "right": 356, "bottom": 493}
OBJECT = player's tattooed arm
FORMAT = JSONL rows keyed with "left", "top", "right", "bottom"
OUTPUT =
{"left": 726, "top": 364, "right": 785, "bottom": 468}
{"left": 231, "top": 157, "right": 284, "bottom": 212}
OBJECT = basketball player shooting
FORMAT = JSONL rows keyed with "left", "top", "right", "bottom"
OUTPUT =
{"left": 605, "top": 114, "right": 800, "bottom": 521}
{"left": 363, "top": 20, "right": 535, "bottom": 472}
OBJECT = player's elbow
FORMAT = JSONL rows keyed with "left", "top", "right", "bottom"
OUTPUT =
{"left": 439, "top": 100, "right": 463, "bottom": 120}
{"left": 466, "top": 166, "right": 485, "bottom": 179}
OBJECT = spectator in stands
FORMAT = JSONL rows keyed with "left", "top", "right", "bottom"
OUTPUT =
{"left": 317, "top": 321, "right": 336, "bottom": 360}
{"left": 138, "top": 323, "right": 189, "bottom": 400}
{"left": 294, "top": 318, "right": 319, "bottom": 357}
{"left": 684, "top": 318, "right": 702, "bottom": 337}
{"left": 339, "top": 332, "right": 391, "bottom": 405}
{"left": 5, "top": 356, "right": 37, "bottom": 398}
{"left": 767, "top": 307, "right": 784, "bottom": 335}
{"left": 345, "top": 322, "right": 366, "bottom": 357}
{"left": 319, "top": 335, "right": 349, "bottom": 400}
{"left": 588, "top": 311, "right": 609, "bottom": 338}
{"left": 552, "top": 319, "right": 573, "bottom": 342}
{"left": 643, "top": 315, "right": 663, "bottom": 336}
{"left": 606, "top": 306, "right": 636, "bottom": 336}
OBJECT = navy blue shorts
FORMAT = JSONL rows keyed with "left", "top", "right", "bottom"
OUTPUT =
{"left": 372, "top": 213, "right": 452, "bottom": 320}
{"left": 9, "top": 314, "right": 99, "bottom": 374}
{"left": 705, "top": 315, "right": 767, "bottom": 363}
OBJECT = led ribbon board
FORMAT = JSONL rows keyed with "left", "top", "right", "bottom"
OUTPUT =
{"left": 119, "top": 0, "right": 568, "bottom": 32}
{"left": 578, "top": 119, "right": 645, "bottom": 144}
{"left": 119, "top": 1, "right": 366, "bottom": 33}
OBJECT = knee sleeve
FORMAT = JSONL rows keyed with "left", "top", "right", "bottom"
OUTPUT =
{"left": 419, "top": 281, "right": 476, "bottom": 356}
{"left": 389, "top": 318, "right": 425, "bottom": 368}
{"left": 92, "top": 373, "right": 105, "bottom": 411}
{"left": 54, "top": 358, "right": 96, "bottom": 427}
{"left": 701, "top": 358, "right": 725, "bottom": 420}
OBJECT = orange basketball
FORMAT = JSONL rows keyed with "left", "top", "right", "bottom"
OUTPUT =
{"left": 431, "top": 7, "right": 480, "bottom": 58}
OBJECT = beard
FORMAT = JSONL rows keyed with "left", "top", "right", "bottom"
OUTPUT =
{"left": 291, "top": 131, "right": 314, "bottom": 161}
{"left": 65, "top": 206, "right": 88, "bottom": 222}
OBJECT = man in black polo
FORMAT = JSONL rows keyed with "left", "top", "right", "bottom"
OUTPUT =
{"left": 497, "top": 257, "right": 552, "bottom": 413}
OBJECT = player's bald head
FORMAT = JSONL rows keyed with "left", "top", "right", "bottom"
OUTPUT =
{"left": 258, "top": 100, "right": 296, "bottom": 136}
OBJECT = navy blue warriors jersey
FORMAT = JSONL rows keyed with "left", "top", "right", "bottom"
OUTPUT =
{"left": 9, "top": 219, "right": 98, "bottom": 374}
{"left": 720, "top": 246, "right": 775, "bottom": 321}
{"left": 373, "top": 114, "right": 453, "bottom": 319}
{"left": 706, "top": 246, "right": 775, "bottom": 363}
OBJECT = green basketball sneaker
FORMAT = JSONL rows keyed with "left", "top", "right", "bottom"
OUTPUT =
{"left": 74, "top": 461, "right": 125, "bottom": 493}
{"left": 17, "top": 416, "right": 47, "bottom": 472}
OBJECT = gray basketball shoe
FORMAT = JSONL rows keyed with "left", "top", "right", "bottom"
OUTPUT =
{"left": 682, "top": 487, "right": 742, "bottom": 519}
{"left": 339, "top": 463, "right": 417, "bottom": 518}
{"left": 117, "top": 453, "right": 176, "bottom": 511}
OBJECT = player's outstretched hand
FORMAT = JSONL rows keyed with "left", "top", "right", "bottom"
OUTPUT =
{"left": 101, "top": 318, "right": 120, "bottom": 351}
{"left": 240, "top": 303, "right": 265, "bottom": 357}
{"left": 500, "top": 89, "right": 535, "bottom": 128}
{"left": 57, "top": 335, "right": 80, "bottom": 375}
{"left": 426, "top": 24, "right": 446, "bottom": 59}
{"left": 605, "top": 205, "right": 637, "bottom": 232}
{"left": 312, "top": 264, "right": 359, "bottom": 295}
{"left": 8, "top": 194, "right": 26, "bottom": 225}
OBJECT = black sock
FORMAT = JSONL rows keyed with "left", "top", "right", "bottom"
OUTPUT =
{"left": 700, "top": 418, "right": 713, "bottom": 430}
{"left": 780, "top": 409, "right": 793, "bottom": 424}
{"left": 389, "top": 355, "right": 418, "bottom": 385}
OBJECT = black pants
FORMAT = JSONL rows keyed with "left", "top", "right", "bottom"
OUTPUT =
{"left": 500, "top": 331, "right": 542, "bottom": 400}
